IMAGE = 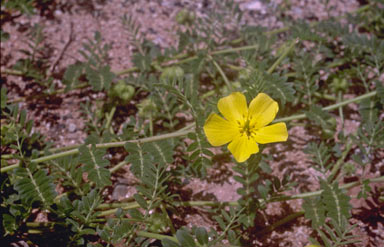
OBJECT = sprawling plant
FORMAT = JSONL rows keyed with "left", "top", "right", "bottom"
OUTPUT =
{"left": 1, "top": 0, "right": 383, "bottom": 246}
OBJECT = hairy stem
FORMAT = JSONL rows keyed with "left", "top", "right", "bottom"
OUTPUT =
{"left": 274, "top": 90, "right": 377, "bottom": 123}
{"left": 95, "top": 175, "right": 383, "bottom": 216}
{"left": 1, "top": 90, "right": 377, "bottom": 173}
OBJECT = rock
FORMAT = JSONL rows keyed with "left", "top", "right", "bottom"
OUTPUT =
{"left": 68, "top": 123, "right": 76, "bottom": 132}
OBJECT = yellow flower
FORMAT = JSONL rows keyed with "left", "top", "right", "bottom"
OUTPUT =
{"left": 203, "top": 92, "right": 288, "bottom": 162}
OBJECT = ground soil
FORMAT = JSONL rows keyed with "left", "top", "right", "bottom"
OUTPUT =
{"left": 1, "top": 0, "right": 383, "bottom": 246}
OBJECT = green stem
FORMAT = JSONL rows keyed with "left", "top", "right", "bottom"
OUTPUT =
{"left": 25, "top": 177, "right": 383, "bottom": 239}
{"left": 47, "top": 123, "right": 194, "bottom": 155}
{"left": 97, "top": 200, "right": 238, "bottom": 210}
{"left": 115, "top": 3, "right": 371, "bottom": 76}
{"left": 274, "top": 90, "right": 377, "bottom": 123}
{"left": 96, "top": 200, "right": 239, "bottom": 217}
{"left": 314, "top": 92, "right": 337, "bottom": 101}
{"left": 255, "top": 211, "right": 304, "bottom": 235}
{"left": 338, "top": 91, "right": 344, "bottom": 127}
{"left": 149, "top": 113, "right": 153, "bottom": 136}
{"left": 1, "top": 90, "right": 377, "bottom": 173}
{"left": 109, "top": 160, "right": 127, "bottom": 174}
{"left": 1, "top": 163, "right": 19, "bottom": 173}
{"left": 105, "top": 106, "right": 116, "bottom": 132}
{"left": 137, "top": 231, "right": 178, "bottom": 244}
{"left": 9, "top": 83, "right": 89, "bottom": 104}
{"left": 97, "top": 201, "right": 142, "bottom": 217}
{"left": 1, "top": 154, "right": 14, "bottom": 159}
{"left": 269, "top": 176, "right": 384, "bottom": 202}
{"left": 160, "top": 202, "right": 176, "bottom": 235}
{"left": 37, "top": 129, "right": 192, "bottom": 164}
{"left": 327, "top": 141, "right": 353, "bottom": 183}
{"left": 209, "top": 55, "right": 233, "bottom": 92}
{"left": 96, "top": 176, "right": 383, "bottom": 216}
{"left": 1, "top": 68, "right": 24, "bottom": 76}
{"left": 267, "top": 38, "right": 299, "bottom": 74}
{"left": 211, "top": 44, "right": 259, "bottom": 56}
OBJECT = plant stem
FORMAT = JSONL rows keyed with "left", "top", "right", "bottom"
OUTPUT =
{"left": 1, "top": 163, "right": 19, "bottom": 173}
{"left": 338, "top": 91, "right": 344, "bottom": 127}
{"left": 274, "top": 90, "right": 377, "bottom": 123}
{"left": 1, "top": 90, "right": 377, "bottom": 173}
{"left": 115, "top": 4, "right": 371, "bottom": 76}
{"left": 96, "top": 176, "right": 384, "bottom": 216}
{"left": 314, "top": 92, "right": 337, "bottom": 101}
{"left": 9, "top": 82, "right": 89, "bottom": 104}
{"left": 1, "top": 154, "right": 14, "bottom": 159}
{"left": 270, "top": 176, "right": 384, "bottom": 202}
{"left": 24, "top": 177, "right": 383, "bottom": 240}
{"left": 255, "top": 211, "right": 304, "bottom": 235}
{"left": 160, "top": 202, "right": 176, "bottom": 235}
{"left": 1, "top": 68, "right": 24, "bottom": 76}
{"left": 267, "top": 38, "right": 299, "bottom": 74}
{"left": 105, "top": 106, "right": 116, "bottom": 133}
{"left": 40, "top": 129, "right": 194, "bottom": 164}
{"left": 137, "top": 231, "right": 178, "bottom": 244}
{"left": 209, "top": 55, "right": 233, "bottom": 92}
{"left": 327, "top": 141, "right": 353, "bottom": 183}
{"left": 97, "top": 201, "right": 143, "bottom": 217}
{"left": 96, "top": 200, "right": 240, "bottom": 217}
{"left": 109, "top": 160, "right": 127, "bottom": 174}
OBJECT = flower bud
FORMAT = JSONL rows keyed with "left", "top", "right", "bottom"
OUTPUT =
{"left": 175, "top": 9, "right": 195, "bottom": 25}
{"left": 109, "top": 80, "right": 135, "bottom": 104}
{"left": 160, "top": 66, "right": 184, "bottom": 82}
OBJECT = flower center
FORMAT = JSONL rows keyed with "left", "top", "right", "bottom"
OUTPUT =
{"left": 238, "top": 117, "right": 256, "bottom": 138}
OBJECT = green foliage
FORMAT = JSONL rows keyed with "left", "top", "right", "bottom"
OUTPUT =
{"left": 125, "top": 140, "right": 174, "bottom": 180}
{"left": 78, "top": 145, "right": 112, "bottom": 188}
{"left": 97, "top": 216, "right": 133, "bottom": 245}
{"left": 155, "top": 77, "right": 214, "bottom": 176}
{"left": 2, "top": 0, "right": 36, "bottom": 15}
{"left": 242, "top": 69, "right": 295, "bottom": 105}
{"left": 50, "top": 156, "right": 88, "bottom": 196}
{"left": 63, "top": 63, "right": 85, "bottom": 92}
{"left": 304, "top": 142, "right": 332, "bottom": 173}
{"left": 1, "top": 92, "right": 46, "bottom": 152}
{"left": 13, "top": 163, "right": 57, "bottom": 207}
{"left": 310, "top": 218, "right": 359, "bottom": 247}
{"left": 1, "top": 173, "right": 31, "bottom": 236}
{"left": 109, "top": 80, "right": 135, "bottom": 105}
{"left": 320, "top": 181, "right": 351, "bottom": 226}
{"left": 303, "top": 180, "right": 354, "bottom": 246}
{"left": 63, "top": 31, "right": 115, "bottom": 92}
{"left": 1, "top": 87, "right": 7, "bottom": 109}
{"left": 233, "top": 155, "right": 260, "bottom": 228}
{"left": 86, "top": 65, "right": 115, "bottom": 91}
{"left": 161, "top": 227, "right": 211, "bottom": 247}
{"left": 9, "top": 24, "right": 52, "bottom": 87}
{"left": 293, "top": 52, "right": 321, "bottom": 105}
{"left": 305, "top": 106, "right": 332, "bottom": 130}
{"left": 352, "top": 93, "right": 384, "bottom": 166}
{"left": 212, "top": 207, "right": 244, "bottom": 245}
{"left": 65, "top": 190, "right": 101, "bottom": 244}
{"left": 2, "top": 0, "right": 384, "bottom": 246}
{"left": 303, "top": 197, "right": 326, "bottom": 229}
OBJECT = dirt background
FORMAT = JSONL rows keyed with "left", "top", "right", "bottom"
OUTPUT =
{"left": 1, "top": 0, "right": 383, "bottom": 246}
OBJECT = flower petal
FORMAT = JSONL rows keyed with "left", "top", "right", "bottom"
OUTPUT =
{"left": 248, "top": 93, "right": 279, "bottom": 128}
{"left": 254, "top": 122, "right": 288, "bottom": 144}
{"left": 218, "top": 92, "right": 248, "bottom": 122}
{"left": 228, "top": 134, "right": 259, "bottom": 162}
{"left": 203, "top": 113, "right": 239, "bottom": 146}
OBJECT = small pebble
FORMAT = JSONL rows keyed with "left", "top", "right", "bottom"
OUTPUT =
{"left": 68, "top": 123, "right": 76, "bottom": 132}
{"left": 241, "top": 1, "right": 267, "bottom": 14}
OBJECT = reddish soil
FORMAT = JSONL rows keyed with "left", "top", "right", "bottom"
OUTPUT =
{"left": 1, "top": 0, "right": 383, "bottom": 246}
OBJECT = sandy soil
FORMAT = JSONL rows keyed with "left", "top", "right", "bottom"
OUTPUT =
{"left": 1, "top": 0, "right": 383, "bottom": 246}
